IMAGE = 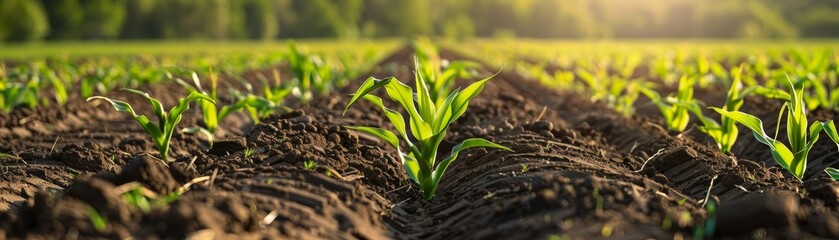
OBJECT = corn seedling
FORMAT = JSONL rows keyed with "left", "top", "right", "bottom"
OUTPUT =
{"left": 576, "top": 68, "right": 645, "bottom": 116}
{"left": 640, "top": 75, "right": 696, "bottom": 132}
{"left": 172, "top": 68, "right": 272, "bottom": 144}
{"left": 713, "top": 78, "right": 832, "bottom": 180}
{"left": 31, "top": 62, "right": 70, "bottom": 106}
{"left": 0, "top": 152, "right": 19, "bottom": 160}
{"left": 0, "top": 74, "right": 40, "bottom": 113}
{"left": 261, "top": 69, "right": 294, "bottom": 104}
{"left": 286, "top": 41, "right": 336, "bottom": 103}
{"left": 413, "top": 40, "right": 479, "bottom": 104}
{"left": 681, "top": 66, "right": 747, "bottom": 154}
{"left": 86, "top": 207, "right": 108, "bottom": 231}
{"left": 611, "top": 79, "right": 643, "bottom": 117}
{"left": 799, "top": 74, "right": 839, "bottom": 111}
{"left": 303, "top": 160, "right": 317, "bottom": 171}
{"left": 121, "top": 186, "right": 180, "bottom": 213}
{"left": 122, "top": 188, "right": 153, "bottom": 213}
{"left": 244, "top": 147, "right": 255, "bottom": 158}
{"left": 229, "top": 82, "right": 288, "bottom": 125}
{"left": 87, "top": 89, "right": 214, "bottom": 162}
{"left": 343, "top": 70, "right": 511, "bottom": 200}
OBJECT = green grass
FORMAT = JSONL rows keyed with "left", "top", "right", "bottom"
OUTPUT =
{"left": 0, "top": 39, "right": 400, "bottom": 59}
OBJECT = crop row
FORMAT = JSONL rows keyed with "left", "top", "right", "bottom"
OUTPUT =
{"left": 79, "top": 39, "right": 508, "bottom": 202}
{"left": 457, "top": 41, "right": 839, "bottom": 181}
{"left": 0, "top": 41, "right": 389, "bottom": 113}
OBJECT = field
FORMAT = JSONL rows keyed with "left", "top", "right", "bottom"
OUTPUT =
{"left": 1, "top": 39, "right": 838, "bottom": 239}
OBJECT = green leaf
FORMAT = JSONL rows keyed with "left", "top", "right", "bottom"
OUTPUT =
{"left": 820, "top": 120, "right": 839, "bottom": 150}
{"left": 217, "top": 103, "right": 246, "bottom": 121}
{"left": 168, "top": 92, "right": 214, "bottom": 132}
{"left": 807, "top": 121, "right": 824, "bottom": 149}
{"left": 414, "top": 57, "right": 437, "bottom": 122}
{"left": 400, "top": 151, "right": 420, "bottom": 183}
{"left": 826, "top": 167, "right": 839, "bottom": 181}
{"left": 183, "top": 127, "right": 214, "bottom": 143}
{"left": 725, "top": 65, "right": 745, "bottom": 110}
{"left": 200, "top": 101, "right": 218, "bottom": 133}
{"left": 450, "top": 74, "right": 495, "bottom": 122}
{"left": 712, "top": 108, "right": 768, "bottom": 142}
{"left": 173, "top": 76, "right": 200, "bottom": 94}
{"left": 713, "top": 108, "right": 798, "bottom": 177}
{"left": 86, "top": 207, "right": 108, "bottom": 231}
{"left": 433, "top": 88, "right": 460, "bottom": 133}
{"left": 345, "top": 126, "right": 400, "bottom": 149}
{"left": 384, "top": 78, "right": 432, "bottom": 141}
{"left": 86, "top": 96, "right": 164, "bottom": 143}
{"left": 361, "top": 94, "right": 410, "bottom": 142}
{"left": 786, "top": 78, "right": 808, "bottom": 155}
{"left": 343, "top": 77, "right": 391, "bottom": 115}
{"left": 48, "top": 72, "right": 68, "bottom": 105}
{"left": 742, "top": 86, "right": 790, "bottom": 101}
{"left": 123, "top": 88, "right": 166, "bottom": 127}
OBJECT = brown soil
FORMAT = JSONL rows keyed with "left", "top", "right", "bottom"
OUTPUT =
{"left": 1, "top": 46, "right": 837, "bottom": 239}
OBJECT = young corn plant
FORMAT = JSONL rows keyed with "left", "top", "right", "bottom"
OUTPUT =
{"left": 173, "top": 73, "right": 217, "bottom": 143}
{"left": 0, "top": 73, "right": 40, "bottom": 113}
{"left": 228, "top": 80, "right": 288, "bottom": 125}
{"left": 261, "top": 68, "right": 294, "bottom": 104}
{"left": 680, "top": 66, "right": 746, "bottom": 154}
{"left": 412, "top": 41, "right": 479, "bottom": 104}
{"left": 344, "top": 73, "right": 511, "bottom": 200}
{"left": 45, "top": 70, "right": 69, "bottom": 106}
{"left": 415, "top": 57, "right": 480, "bottom": 105}
{"left": 713, "top": 78, "right": 832, "bottom": 180}
{"left": 88, "top": 89, "right": 214, "bottom": 162}
{"left": 286, "top": 41, "right": 336, "bottom": 103}
{"left": 172, "top": 68, "right": 275, "bottom": 144}
{"left": 640, "top": 75, "right": 697, "bottom": 132}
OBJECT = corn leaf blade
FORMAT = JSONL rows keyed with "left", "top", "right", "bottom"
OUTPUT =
{"left": 450, "top": 74, "right": 494, "bottom": 122}
{"left": 713, "top": 108, "right": 798, "bottom": 177}
{"left": 826, "top": 167, "right": 839, "bottom": 181}
{"left": 345, "top": 126, "right": 400, "bottom": 149}
{"left": 361, "top": 94, "right": 409, "bottom": 142}
{"left": 384, "top": 79, "right": 432, "bottom": 140}
{"left": 343, "top": 77, "right": 391, "bottom": 115}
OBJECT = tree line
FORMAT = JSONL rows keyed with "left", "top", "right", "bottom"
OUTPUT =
{"left": 1, "top": 0, "right": 839, "bottom": 42}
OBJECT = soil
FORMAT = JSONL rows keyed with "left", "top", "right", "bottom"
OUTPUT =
{"left": 1, "top": 46, "right": 838, "bottom": 239}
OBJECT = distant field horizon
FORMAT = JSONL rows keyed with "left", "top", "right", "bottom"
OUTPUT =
{"left": 1, "top": 38, "right": 838, "bottom": 59}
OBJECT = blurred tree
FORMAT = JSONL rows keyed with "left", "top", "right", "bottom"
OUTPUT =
{"left": 526, "top": 0, "right": 596, "bottom": 38}
{"left": 435, "top": 0, "right": 475, "bottom": 40}
{"left": 8, "top": 0, "right": 839, "bottom": 42}
{"left": 120, "top": 0, "right": 160, "bottom": 39}
{"left": 242, "top": 0, "right": 279, "bottom": 40}
{"left": 41, "top": 0, "right": 83, "bottom": 39}
{"left": 470, "top": 0, "right": 526, "bottom": 37}
{"left": 0, "top": 0, "right": 49, "bottom": 42}
{"left": 41, "top": 0, "right": 127, "bottom": 40}
{"left": 798, "top": 7, "right": 839, "bottom": 37}
{"left": 80, "top": 0, "right": 128, "bottom": 39}
{"left": 153, "top": 0, "right": 232, "bottom": 39}
{"left": 694, "top": 0, "right": 795, "bottom": 39}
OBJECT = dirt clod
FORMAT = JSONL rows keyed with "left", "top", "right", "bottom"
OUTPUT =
{"left": 208, "top": 137, "right": 247, "bottom": 156}
{"left": 716, "top": 191, "right": 800, "bottom": 235}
